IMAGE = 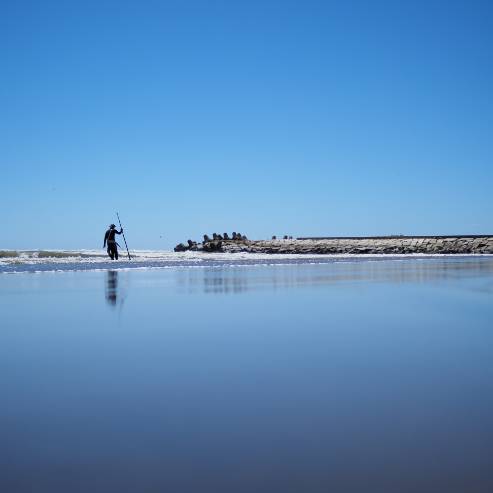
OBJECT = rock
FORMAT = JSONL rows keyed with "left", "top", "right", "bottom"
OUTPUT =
{"left": 187, "top": 239, "right": 199, "bottom": 251}
{"left": 203, "top": 241, "right": 223, "bottom": 252}
{"left": 179, "top": 234, "right": 493, "bottom": 255}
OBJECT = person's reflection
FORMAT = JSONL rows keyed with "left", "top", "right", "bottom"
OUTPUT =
{"left": 105, "top": 270, "right": 119, "bottom": 306}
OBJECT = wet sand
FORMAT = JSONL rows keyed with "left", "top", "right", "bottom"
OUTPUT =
{"left": 1, "top": 257, "right": 493, "bottom": 492}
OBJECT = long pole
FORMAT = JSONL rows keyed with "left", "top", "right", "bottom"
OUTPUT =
{"left": 116, "top": 212, "right": 131, "bottom": 260}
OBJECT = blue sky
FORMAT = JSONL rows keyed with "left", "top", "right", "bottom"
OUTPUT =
{"left": 1, "top": 0, "right": 492, "bottom": 250}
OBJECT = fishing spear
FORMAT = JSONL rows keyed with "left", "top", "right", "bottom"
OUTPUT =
{"left": 116, "top": 212, "right": 131, "bottom": 260}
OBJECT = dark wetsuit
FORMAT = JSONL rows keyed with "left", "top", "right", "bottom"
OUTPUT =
{"left": 104, "top": 228, "right": 122, "bottom": 260}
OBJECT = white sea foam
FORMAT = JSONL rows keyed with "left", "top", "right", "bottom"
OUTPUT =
{"left": 0, "top": 249, "right": 491, "bottom": 274}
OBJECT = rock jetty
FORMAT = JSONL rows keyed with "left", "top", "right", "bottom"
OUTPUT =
{"left": 174, "top": 232, "right": 248, "bottom": 253}
{"left": 175, "top": 235, "right": 493, "bottom": 254}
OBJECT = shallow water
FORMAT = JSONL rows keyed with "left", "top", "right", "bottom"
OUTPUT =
{"left": 2, "top": 249, "right": 491, "bottom": 274}
{"left": 1, "top": 256, "right": 493, "bottom": 492}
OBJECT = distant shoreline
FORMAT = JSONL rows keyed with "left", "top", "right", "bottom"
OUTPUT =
{"left": 297, "top": 234, "right": 493, "bottom": 240}
{"left": 176, "top": 235, "right": 493, "bottom": 255}
{"left": 3, "top": 234, "right": 493, "bottom": 260}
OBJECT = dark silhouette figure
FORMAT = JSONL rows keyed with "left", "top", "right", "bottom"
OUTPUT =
{"left": 104, "top": 224, "right": 123, "bottom": 260}
{"left": 105, "top": 270, "right": 118, "bottom": 306}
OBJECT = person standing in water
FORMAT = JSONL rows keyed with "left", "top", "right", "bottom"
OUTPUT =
{"left": 103, "top": 224, "right": 123, "bottom": 260}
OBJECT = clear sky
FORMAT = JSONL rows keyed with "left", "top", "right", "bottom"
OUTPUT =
{"left": 1, "top": 0, "right": 492, "bottom": 250}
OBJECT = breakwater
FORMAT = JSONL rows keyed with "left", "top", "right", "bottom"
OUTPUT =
{"left": 175, "top": 234, "right": 493, "bottom": 254}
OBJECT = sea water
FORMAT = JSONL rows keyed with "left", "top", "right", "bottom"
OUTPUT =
{"left": 1, "top": 253, "right": 493, "bottom": 492}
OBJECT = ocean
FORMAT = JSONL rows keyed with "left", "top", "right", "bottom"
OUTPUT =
{"left": 1, "top": 252, "right": 493, "bottom": 492}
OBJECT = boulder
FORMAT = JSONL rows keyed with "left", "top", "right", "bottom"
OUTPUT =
{"left": 203, "top": 241, "right": 223, "bottom": 252}
{"left": 203, "top": 234, "right": 210, "bottom": 243}
{"left": 174, "top": 243, "right": 188, "bottom": 252}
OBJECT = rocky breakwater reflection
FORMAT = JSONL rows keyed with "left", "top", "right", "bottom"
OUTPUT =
{"left": 175, "top": 234, "right": 493, "bottom": 254}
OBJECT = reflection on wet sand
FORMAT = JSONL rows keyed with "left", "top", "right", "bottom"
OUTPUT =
{"left": 179, "top": 257, "right": 493, "bottom": 294}
{"left": 105, "top": 270, "right": 119, "bottom": 306}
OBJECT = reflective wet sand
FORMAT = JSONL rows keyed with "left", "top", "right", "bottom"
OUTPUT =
{"left": 1, "top": 257, "right": 493, "bottom": 492}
